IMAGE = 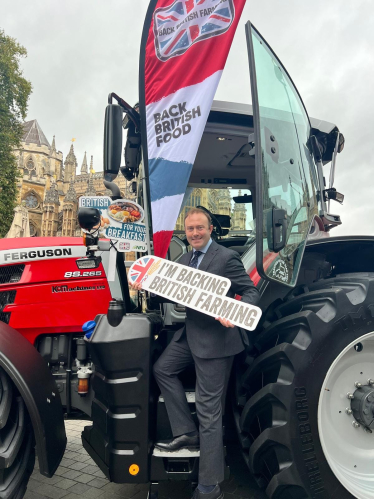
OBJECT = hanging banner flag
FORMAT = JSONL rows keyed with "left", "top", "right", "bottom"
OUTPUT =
{"left": 129, "top": 255, "right": 262, "bottom": 331}
{"left": 139, "top": 0, "right": 246, "bottom": 258}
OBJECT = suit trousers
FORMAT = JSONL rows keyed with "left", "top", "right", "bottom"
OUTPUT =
{"left": 153, "top": 330, "right": 234, "bottom": 485}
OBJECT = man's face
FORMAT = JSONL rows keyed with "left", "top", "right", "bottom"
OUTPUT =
{"left": 185, "top": 213, "right": 213, "bottom": 250}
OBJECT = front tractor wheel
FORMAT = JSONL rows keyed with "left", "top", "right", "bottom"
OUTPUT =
{"left": 235, "top": 274, "right": 374, "bottom": 499}
{"left": 0, "top": 368, "right": 35, "bottom": 499}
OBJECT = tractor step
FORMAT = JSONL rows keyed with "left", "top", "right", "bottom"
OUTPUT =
{"left": 150, "top": 445, "right": 229, "bottom": 482}
{"left": 156, "top": 391, "right": 198, "bottom": 442}
{"left": 152, "top": 447, "right": 200, "bottom": 457}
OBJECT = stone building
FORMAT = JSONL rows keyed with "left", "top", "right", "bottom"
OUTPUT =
{"left": 175, "top": 188, "right": 247, "bottom": 233}
{"left": 231, "top": 190, "right": 247, "bottom": 233}
{"left": 13, "top": 120, "right": 133, "bottom": 237}
{"left": 12, "top": 119, "right": 246, "bottom": 239}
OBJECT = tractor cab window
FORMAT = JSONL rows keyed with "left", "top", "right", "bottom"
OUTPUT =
{"left": 247, "top": 23, "right": 319, "bottom": 286}
{"left": 173, "top": 186, "right": 255, "bottom": 257}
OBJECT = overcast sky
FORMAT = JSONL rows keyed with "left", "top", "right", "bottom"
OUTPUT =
{"left": 2, "top": 0, "right": 373, "bottom": 236}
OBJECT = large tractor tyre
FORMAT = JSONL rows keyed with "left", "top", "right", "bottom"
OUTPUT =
{"left": 235, "top": 273, "right": 374, "bottom": 499}
{"left": 0, "top": 367, "right": 35, "bottom": 499}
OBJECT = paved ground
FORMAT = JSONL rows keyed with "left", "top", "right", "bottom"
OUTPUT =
{"left": 26, "top": 420, "right": 267, "bottom": 499}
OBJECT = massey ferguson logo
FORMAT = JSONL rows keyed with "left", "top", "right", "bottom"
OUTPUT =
{"left": 3, "top": 248, "right": 72, "bottom": 262}
{"left": 153, "top": 0, "right": 235, "bottom": 61}
{"left": 0, "top": 246, "right": 85, "bottom": 265}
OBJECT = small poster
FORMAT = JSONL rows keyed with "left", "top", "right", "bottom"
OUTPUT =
{"left": 79, "top": 196, "right": 147, "bottom": 252}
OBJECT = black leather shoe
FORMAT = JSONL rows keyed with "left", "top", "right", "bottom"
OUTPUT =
{"left": 155, "top": 434, "right": 199, "bottom": 452}
{"left": 192, "top": 485, "right": 223, "bottom": 499}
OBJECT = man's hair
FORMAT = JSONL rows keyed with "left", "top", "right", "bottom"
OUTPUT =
{"left": 184, "top": 208, "right": 212, "bottom": 226}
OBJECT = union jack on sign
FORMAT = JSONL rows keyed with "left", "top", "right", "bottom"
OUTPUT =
{"left": 128, "top": 256, "right": 157, "bottom": 283}
{"left": 153, "top": 0, "right": 235, "bottom": 61}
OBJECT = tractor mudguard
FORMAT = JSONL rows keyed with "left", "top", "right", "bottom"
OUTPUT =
{"left": 0, "top": 321, "right": 66, "bottom": 477}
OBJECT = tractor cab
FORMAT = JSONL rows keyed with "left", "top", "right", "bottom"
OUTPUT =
{"left": 179, "top": 23, "right": 344, "bottom": 290}
{"left": 79, "top": 21, "right": 347, "bottom": 499}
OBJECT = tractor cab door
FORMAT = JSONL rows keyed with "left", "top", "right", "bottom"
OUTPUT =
{"left": 246, "top": 23, "right": 319, "bottom": 287}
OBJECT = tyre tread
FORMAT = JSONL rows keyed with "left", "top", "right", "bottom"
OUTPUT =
{"left": 0, "top": 371, "right": 35, "bottom": 499}
{"left": 235, "top": 275, "right": 374, "bottom": 498}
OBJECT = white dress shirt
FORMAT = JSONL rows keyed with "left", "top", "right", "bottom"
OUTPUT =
{"left": 192, "top": 238, "right": 212, "bottom": 268}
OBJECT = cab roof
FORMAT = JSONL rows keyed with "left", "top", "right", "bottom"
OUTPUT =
{"left": 189, "top": 100, "right": 340, "bottom": 189}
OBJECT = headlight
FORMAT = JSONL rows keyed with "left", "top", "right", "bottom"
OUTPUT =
{"left": 76, "top": 256, "right": 102, "bottom": 269}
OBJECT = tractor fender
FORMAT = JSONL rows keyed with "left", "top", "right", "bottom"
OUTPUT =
{"left": 0, "top": 321, "right": 66, "bottom": 477}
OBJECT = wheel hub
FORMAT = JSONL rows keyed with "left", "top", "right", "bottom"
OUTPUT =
{"left": 318, "top": 331, "right": 374, "bottom": 499}
{"left": 350, "top": 383, "right": 374, "bottom": 430}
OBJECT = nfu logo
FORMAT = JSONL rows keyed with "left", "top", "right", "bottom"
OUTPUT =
{"left": 153, "top": 0, "right": 235, "bottom": 62}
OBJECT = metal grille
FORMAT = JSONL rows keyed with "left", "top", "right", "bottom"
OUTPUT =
{"left": 0, "top": 265, "right": 25, "bottom": 284}
{"left": 0, "top": 291, "right": 16, "bottom": 324}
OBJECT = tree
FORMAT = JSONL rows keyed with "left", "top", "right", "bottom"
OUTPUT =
{"left": 0, "top": 30, "right": 32, "bottom": 237}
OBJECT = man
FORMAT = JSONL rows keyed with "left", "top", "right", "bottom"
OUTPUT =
{"left": 131, "top": 208, "right": 259, "bottom": 499}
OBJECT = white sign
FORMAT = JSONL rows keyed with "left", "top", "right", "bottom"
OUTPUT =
{"left": 0, "top": 246, "right": 86, "bottom": 265}
{"left": 79, "top": 197, "right": 147, "bottom": 252}
{"left": 129, "top": 256, "right": 262, "bottom": 332}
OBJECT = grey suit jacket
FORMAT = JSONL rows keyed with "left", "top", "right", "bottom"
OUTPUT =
{"left": 173, "top": 241, "right": 260, "bottom": 359}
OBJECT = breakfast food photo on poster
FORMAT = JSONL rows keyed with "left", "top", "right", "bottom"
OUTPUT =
{"left": 79, "top": 196, "right": 147, "bottom": 252}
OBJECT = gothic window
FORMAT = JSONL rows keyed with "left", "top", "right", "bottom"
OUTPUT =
{"left": 185, "top": 191, "right": 192, "bottom": 207}
{"left": 194, "top": 189, "right": 201, "bottom": 207}
{"left": 29, "top": 221, "right": 38, "bottom": 237}
{"left": 25, "top": 156, "right": 37, "bottom": 177}
{"left": 57, "top": 212, "right": 63, "bottom": 232}
{"left": 191, "top": 191, "right": 197, "bottom": 207}
{"left": 187, "top": 189, "right": 200, "bottom": 208}
{"left": 24, "top": 192, "right": 39, "bottom": 209}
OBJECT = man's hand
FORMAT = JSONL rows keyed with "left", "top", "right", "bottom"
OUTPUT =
{"left": 128, "top": 280, "right": 143, "bottom": 291}
{"left": 215, "top": 317, "right": 234, "bottom": 328}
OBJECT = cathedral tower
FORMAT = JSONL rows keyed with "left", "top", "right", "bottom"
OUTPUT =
{"left": 13, "top": 120, "right": 64, "bottom": 236}
{"left": 62, "top": 179, "right": 78, "bottom": 237}
{"left": 90, "top": 155, "right": 95, "bottom": 174}
{"left": 49, "top": 135, "right": 63, "bottom": 181}
{"left": 85, "top": 174, "right": 96, "bottom": 197}
{"left": 80, "top": 152, "right": 88, "bottom": 174}
{"left": 231, "top": 190, "right": 247, "bottom": 232}
{"left": 41, "top": 182, "right": 60, "bottom": 237}
{"left": 64, "top": 144, "right": 78, "bottom": 183}
{"left": 216, "top": 189, "right": 231, "bottom": 216}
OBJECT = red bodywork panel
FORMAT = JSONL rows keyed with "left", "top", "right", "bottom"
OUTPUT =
{"left": 0, "top": 237, "right": 112, "bottom": 345}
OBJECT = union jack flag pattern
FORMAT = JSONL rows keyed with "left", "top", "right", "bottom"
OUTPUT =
{"left": 128, "top": 256, "right": 157, "bottom": 283}
{"left": 154, "top": 0, "right": 234, "bottom": 61}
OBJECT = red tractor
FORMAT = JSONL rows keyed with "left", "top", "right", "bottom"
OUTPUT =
{"left": 1, "top": 21, "right": 372, "bottom": 499}
{"left": 0, "top": 237, "right": 113, "bottom": 497}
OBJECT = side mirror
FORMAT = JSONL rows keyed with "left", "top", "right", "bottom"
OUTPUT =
{"left": 103, "top": 104, "right": 123, "bottom": 176}
{"left": 233, "top": 194, "right": 252, "bottom": 204}
{"left": 121, "top": 117, "right": 141, "bottom": 180}
{"left": 78, "top": 208, "right": 101, "bottom": 231}
{"left": 324, "top": 187, "right": 344, "bottom": 205}
{"left": 267, "top": 207, "right": 287, "bottom": 252}
{"left": 337, "top": 133, "right": 345, "bottom": 153}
